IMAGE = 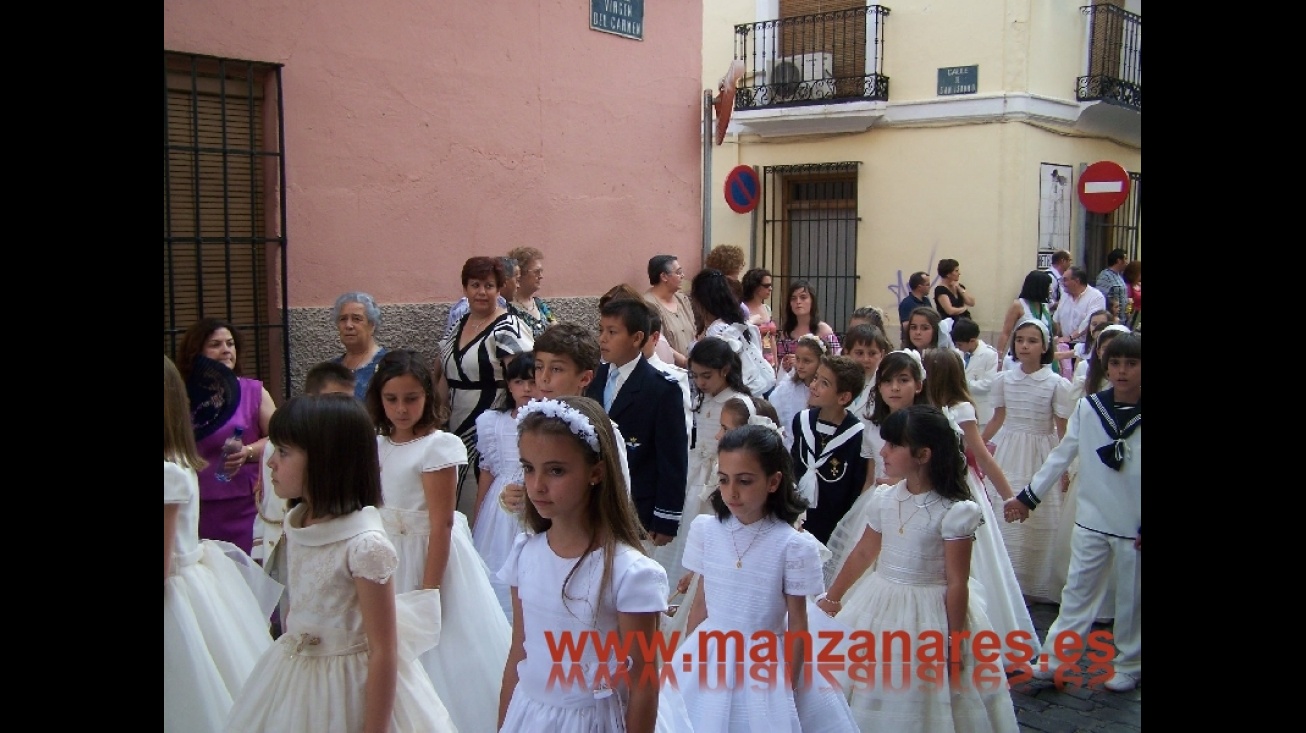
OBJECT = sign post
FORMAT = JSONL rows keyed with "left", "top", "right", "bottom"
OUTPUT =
{"left": 1077, "top": 161, "right": 1131, "bottom": 214}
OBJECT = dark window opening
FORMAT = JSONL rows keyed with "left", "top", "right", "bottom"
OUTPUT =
{"left": 163, "top": 51, "right": 290, "bottom": 397}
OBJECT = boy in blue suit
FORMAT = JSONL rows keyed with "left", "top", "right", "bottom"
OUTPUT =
{"left": 586, "top": 299, "right": 690, "bottom": 558}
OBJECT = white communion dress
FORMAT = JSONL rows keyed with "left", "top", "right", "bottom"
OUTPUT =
{"left": 378, "top": 431, "right": 510, "bottom": 733}
{"left": 674, "top": 514, "right": 858, "bottom": 732}
{"left": 473, "top": 408, "right": 527, "bottom": 620}
{"left": 497, "top": 532, "right": 695, "bottom": 732}
{"left": 986, "top": 367, "right": 1074, "bottom": 602}
{"left": 833, "top": 483, "right": 1019, "bottom": 733}
{"left": 943, "top": 401, "right": 1042, "bottom": 662}
{"left": 223, "top": 505, "right": 455, "bottom": 732}
{"left": 164, "top": 461, "right": 279, "bottom": 733}
{"left": 663, "top": 386, "right": 745, "bottom": 585}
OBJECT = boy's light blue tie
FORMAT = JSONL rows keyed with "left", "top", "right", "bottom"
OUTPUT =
{"left": 604, "top": 368, "right": 619, "bottom": 410}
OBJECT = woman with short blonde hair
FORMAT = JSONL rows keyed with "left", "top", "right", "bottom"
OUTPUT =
{"left": 507, "top": 246, "right": 554, "bottom": 337}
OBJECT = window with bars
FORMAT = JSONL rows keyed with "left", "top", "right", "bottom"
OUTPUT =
{"left": 1083, "top": 170, "right": 1141, "bottom": 274}
{"left": 163, "top": 51, "right": 289, "bottom": 396}
{"left": 755, "top": 162, "right": 861, "bottom": 333}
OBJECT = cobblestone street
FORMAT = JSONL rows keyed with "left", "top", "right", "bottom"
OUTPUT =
{"left": 1013, "top": 602, "right": 1141, "bottom": 732}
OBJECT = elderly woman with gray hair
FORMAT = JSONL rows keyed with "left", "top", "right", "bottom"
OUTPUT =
{"left": 331, "top": 291, "right": 389, "bottom": 399}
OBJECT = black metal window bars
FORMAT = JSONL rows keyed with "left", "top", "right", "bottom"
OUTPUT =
{"left": 1077, "top": 4, "right": 1141, "bottom": 111}
{"left": 733, "top": 5, "right": 891, "bottom": 110}
{"left": 163, "top": 51, "right": 291, "bottom": 397}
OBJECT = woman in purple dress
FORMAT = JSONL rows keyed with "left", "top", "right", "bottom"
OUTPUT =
{"left": 176, "top": 318, "right": 277, "bottom": 555}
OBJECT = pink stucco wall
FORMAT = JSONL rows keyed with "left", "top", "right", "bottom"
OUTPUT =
{"left": 164, "top": 0, "right": 704, "bottom": 307}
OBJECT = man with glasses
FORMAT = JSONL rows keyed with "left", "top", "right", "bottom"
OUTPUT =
{"left": 1053, "top": 266, "right": 1107, "bottom": 348}
{"left": 898, "top": 271, "right": 933, "bottom": 347}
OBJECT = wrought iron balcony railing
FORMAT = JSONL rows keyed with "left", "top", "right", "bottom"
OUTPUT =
{"left": 1078, "top": 4, "right": 1141, "bottom": 111}
{"left": 733, "top": 5, "right": 890, "bottom": 111}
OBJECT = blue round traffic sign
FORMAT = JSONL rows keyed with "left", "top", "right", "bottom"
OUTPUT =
{"left": 725, "top": 165, "right": 760, "bottom": 214}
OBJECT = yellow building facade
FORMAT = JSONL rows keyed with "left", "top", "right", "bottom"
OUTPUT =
{"left": 703, "top": 0, "right": 1141, "bottom": 337}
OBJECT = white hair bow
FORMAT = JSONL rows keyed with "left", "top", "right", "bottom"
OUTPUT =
{"left": 888, "top": 349, "right": 928, "bottom": 381}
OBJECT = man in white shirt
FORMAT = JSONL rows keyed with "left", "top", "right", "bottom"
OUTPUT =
{"left": 1048, "top": 250, "right": 1072, "bottom": 313}
{"left": 1053, "top": 266, "right": 1107, "bottom": 348}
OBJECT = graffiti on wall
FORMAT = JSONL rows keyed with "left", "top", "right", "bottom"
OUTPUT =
{"left": 886, "top": 244, "right": 940, "bottom": 308}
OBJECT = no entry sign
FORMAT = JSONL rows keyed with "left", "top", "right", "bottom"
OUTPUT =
{"left": 1078, "top": 161, "right": 1131, "bottom": 214}
{"left": 725, "top": 165, "right": 760, "bottom": 214}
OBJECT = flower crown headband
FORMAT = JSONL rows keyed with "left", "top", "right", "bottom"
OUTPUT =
{"left": 732, "top": 395, "right": 784, "bottom": 439}
{"left": 516, "top": 398, "right": 600, "bottom": 453}
{"left": 887, "top": 349, "right": 928, "bottom": 381}
{"left": 797, "top": 333, "right": 828, "bottom": 355}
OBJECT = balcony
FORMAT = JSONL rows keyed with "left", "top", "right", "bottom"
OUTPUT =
{"left": 1078, "top": 4, "right": 1140, "bottom": 111}
{"left": 728, "top": 5, "right": 890, "bottom": 138}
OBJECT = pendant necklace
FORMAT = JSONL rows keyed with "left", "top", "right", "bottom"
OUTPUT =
{"left": 897, "top": 491, "right": 939, "bottom": 534}
{"left": 467, "top": 313, "right": 496, "bottom": 335}
{"left": 730, "top": 518, "right": 768, "bottom": 568}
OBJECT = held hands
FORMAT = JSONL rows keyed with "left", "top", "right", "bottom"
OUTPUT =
{"left": 499, "top": 483, "right": 526, "bottom": 513}
{"left": 1061, "top": 472, "right": 1071, "bottom": 493}
{"left": 651, "top": 532, "right": 674, "bottom": 547}
{"left": 780, "top": 353, "right": 796, "bottom": 373}
{"left": 815, "top": 594, "right": 841, "bottom": 618}
{"left": 675, "top": 572, "right": 694, "bottom": 596}
{"left": 1002, "top": 497, "right": 1030, "bottom": 523}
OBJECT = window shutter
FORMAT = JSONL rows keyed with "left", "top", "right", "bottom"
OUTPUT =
{"left": 163, "top": 54, "right": 279, "bottom": 385}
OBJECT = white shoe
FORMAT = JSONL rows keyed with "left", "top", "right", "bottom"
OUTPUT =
{"left": 1031, "top": 666, "right": 1056, "bottom": 681}
{"left": 1103, "top": 672, "right": 1138, "bottom": 692}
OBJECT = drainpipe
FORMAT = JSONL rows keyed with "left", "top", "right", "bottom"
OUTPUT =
{"left": 702, "top": 90, "right": 713, "bottom": 264}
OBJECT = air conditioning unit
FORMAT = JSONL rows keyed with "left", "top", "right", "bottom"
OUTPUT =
{"left": 757, "top": 52, "right": 835, "bottom": 104}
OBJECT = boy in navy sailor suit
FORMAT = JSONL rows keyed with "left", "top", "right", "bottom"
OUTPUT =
{"left": 791, "top": 355, "right": 867, "bottom": 544}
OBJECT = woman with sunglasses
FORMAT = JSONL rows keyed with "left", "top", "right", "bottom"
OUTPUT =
{"left": 742, "top": 267, "right": 778, "bottom": 367}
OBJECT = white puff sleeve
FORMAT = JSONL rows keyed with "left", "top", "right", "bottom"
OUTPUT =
{"left": 1052, "top": 375, "right": 1076, "bottom": 420}
{"left": 614, "top": 551, "right": 670, "bottom": 614}
{"left": 681, "top": 515, "right": 714, "bottom": 575}
{"left": 347, "top": 531, "right": 401, "bottom": 584}
{"left": 783, "top": 530, "right": 825, "bottom": 597}
{"left": 865, "top": 484, "right": 895, "bottom": 535}
{"left": 941, "top": 500, "right": 982, "bottom": 541}
{"left": 949, "top": 400, "right": 977, "bottom": 427}
{"left": 1070, "top": 359, "right": 1089, "bottom": 402}
{"left": 990, "top": 372, "right": 1008, "bottom": 410}
{"left": 860, "top": 422, "right": 875, "bottom": 460}
{"left": 474, "top": 411, "right": 500, "bottom": 476}
{"left": 422, "top": 430, "right": 469, "bottom": 473}
{"left": 163, "top": 461, "right": 192, "bottom": 505}
{"left": 496, "top": 531, "right": 532, "bottom": 587}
